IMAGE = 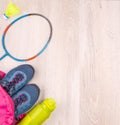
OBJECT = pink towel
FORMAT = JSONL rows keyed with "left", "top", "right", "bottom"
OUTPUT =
{"left": 0, "top": 85, "right": 14, "bottom": 125}
{"left": 0, "top": 71, "right": 6, "bottom": 79}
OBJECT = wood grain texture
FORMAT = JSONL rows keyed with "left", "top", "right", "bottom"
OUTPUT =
{"left": 0, "top": 0, "right": 120, "bottom": 125}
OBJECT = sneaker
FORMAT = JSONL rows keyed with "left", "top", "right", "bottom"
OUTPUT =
{"left": 12, "top": 84, "right": 40, "bottom": 117}
{"left": 0, "top": 64, "right": 34, "bottom": 96}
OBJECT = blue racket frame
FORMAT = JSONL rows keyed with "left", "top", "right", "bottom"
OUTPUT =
{"left": 0, "top": 13, "right": 52, "bottom": 62}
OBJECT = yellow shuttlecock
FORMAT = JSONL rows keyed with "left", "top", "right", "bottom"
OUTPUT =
{"left": 3, "top": 2, "right": 21, "bottom": 19}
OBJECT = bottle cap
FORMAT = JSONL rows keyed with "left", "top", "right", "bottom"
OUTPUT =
{"left": 43, "top": 98, "right": 56, "bottom": 112}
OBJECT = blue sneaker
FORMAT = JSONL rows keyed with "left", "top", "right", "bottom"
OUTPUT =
{"left": 0, "top": 64, "right": 34, "bottom": 96}
{"left": 12, "top": 84, "right": 40, "bottom": 117}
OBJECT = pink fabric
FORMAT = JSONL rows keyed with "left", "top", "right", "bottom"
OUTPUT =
{"left": 0, "top": 85, "right": 14, "bottom": 125}
{"left": 0, "top": 71, "right": 6, "bottom": 79}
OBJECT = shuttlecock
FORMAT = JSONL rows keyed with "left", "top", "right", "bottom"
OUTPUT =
{"left": 3, "top": 2, "right": 21, "bottom": 19}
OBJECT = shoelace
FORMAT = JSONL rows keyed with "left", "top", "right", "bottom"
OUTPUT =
{"left": 12, "top": 73, "right": 24, "bottom": 84}
{"left": 0, "top": 73, "right": 24, "bottom": 93}
{"left": 14, "top": 94, "right": 27, "bottom": 119}
{"left": 14, "top": 94, "right": 27, "bottom": 107}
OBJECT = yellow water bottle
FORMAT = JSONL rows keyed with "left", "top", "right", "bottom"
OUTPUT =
{"left": 18, "top": 98, "right": 56, "bottom": 125}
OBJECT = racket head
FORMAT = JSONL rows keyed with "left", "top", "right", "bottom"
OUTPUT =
{"left": 2, "top": 13, "right": 52, "bottom": 62}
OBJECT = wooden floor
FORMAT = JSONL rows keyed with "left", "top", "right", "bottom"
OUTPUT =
{"left": 1, "top": 0, "right": 120, "bottom": 125}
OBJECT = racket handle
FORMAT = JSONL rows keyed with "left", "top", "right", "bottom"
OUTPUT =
{"left": 0, "top": 53, "right": 8, "bottom": 60}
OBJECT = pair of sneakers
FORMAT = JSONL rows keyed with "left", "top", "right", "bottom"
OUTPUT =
{"left": 0, "top": 64, "right": 40, "bottom": 118}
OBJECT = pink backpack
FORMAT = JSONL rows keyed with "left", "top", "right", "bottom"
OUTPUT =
{"left": 0, "top": 71, "right": 14, "bottom": 125}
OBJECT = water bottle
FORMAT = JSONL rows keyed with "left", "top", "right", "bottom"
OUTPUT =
{"left": 18, "top": 98, "right": 56, "bottom": 125}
